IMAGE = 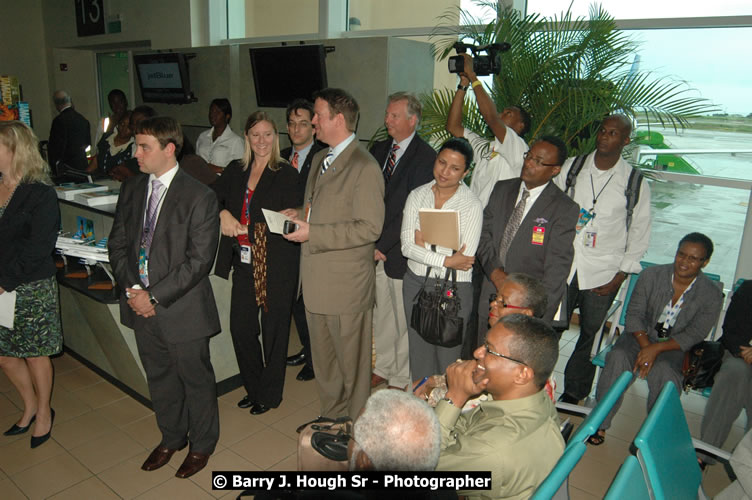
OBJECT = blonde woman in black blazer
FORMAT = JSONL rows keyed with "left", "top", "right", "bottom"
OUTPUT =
{"left": 213, "top": 112, "right": 302, "bottom": 415}
{"left": 0, "top": 121, "right": 61, "bottom": 448}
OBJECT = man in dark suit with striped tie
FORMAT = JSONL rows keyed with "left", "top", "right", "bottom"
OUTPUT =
{"left": 280, "top": 99, "right": 324, "bottom": 382}
{"left": 368, "top": 92, "right": 435, "bottom": 390}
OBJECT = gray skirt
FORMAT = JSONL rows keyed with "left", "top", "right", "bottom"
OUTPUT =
{"left": 403, "top": 268, "right": 473, "bottom": 381}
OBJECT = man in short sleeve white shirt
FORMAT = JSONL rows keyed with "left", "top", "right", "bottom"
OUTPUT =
{"left": 554, "top": 114, "right": 652, "bottom": 404}
{"left": 446, "top": 54, "right": 530, "bottom": 208}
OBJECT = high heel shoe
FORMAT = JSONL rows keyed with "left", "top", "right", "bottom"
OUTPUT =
{"left": 3, "top": 415, "right": 36, "bottom": 436}
{"left": 30, "top": 409, "right": 54, "bottom": 449}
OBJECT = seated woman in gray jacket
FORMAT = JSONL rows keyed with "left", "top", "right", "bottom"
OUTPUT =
{"left": 589, "top": 232, "right": 723, "bottom": 445}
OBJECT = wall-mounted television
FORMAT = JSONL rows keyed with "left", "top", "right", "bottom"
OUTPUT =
{"left": 134, "top": 52, "right": 196, "bottom": 104}
{"left": 249, "top": 45, "right": 328, "bottom": 108}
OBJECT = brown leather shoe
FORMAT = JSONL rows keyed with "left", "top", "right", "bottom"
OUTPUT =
{"left": 371, "top": 373, "right": 386, "bottom": 388}
{"left": 175, "top": 451, "right": 210, "bottom": 479}
{"left": 142, "top": 445, "right": 181, "bottom": 471}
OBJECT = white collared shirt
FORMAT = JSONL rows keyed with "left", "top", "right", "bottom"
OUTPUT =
{"left": 515, "top": 181, "right": 549, "bottom": 221}
{"left": 328, "top": 133, "right": 356, "bottom": 164}
{"left": 383, "top": 131, "right": 416, "bottom": 174}
{"left": 554, "top": 152, "right": 651, "bottom": 289}
{"left": 195, "top": 125, "right": 244, "bottom": 168}
{"left": 146, "top": 164, "right": 179, "bottom": 224}
{"left": 465, "top": 126, "right": 529, "bottom": 207}
{"left": 401, "top": 181, "right": 483, "bottom": 282}
{"left": 289, "top": 141, "right": 314, "bottom": 172}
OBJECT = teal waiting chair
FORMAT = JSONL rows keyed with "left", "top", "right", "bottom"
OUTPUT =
{"left": 562, "top": 371, "right": 634, "bottom": 449}
{"left": 634, "top": 382, "right": 711, "bottom": 499}
{"left": 604, "top": 454, "right": 650, "bottom": 500}
{"left": 529, "top": 441, "right": 587, "bottom": 500}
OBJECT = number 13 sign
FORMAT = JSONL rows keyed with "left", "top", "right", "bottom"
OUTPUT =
{"left": 75, "top": 0, "right": 105, "bottom": 37}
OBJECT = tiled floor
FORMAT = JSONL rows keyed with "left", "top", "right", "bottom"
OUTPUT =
{"left": 0, "top": 329, "right": 745, "bottom": 499}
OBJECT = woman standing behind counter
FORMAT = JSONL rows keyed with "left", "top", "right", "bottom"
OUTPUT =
{"left": 213, "top": 112, "right": 302, "bottom": 415}
{"left": 401, "top": 138, "right": 482, "bottom": 380}
{"left": 0, "top": 121, "right": 61, "bottom": 448}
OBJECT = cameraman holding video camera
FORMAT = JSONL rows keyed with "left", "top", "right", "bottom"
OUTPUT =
{"left": 446, "top": 53, "right": 530, "bottom": 208}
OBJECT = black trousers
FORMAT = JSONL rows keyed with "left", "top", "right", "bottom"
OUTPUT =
{"left": 292, "top": 294, "right": 313, "bottom": 371}
{"left": 230, "top": 264, "right": 293, "bottom": 407}
{"left": 134, "top": 318, "right": 219, "bottom": 454}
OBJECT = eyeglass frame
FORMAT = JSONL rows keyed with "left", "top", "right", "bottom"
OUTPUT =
{"left": 523, "top": 151, "right": 559, "bottom": 167}
{"left": 483, "top": 342, "right": 528, "bottom": 366}
{"left": 489, "top": 294, "right": 527, "bottom": 311}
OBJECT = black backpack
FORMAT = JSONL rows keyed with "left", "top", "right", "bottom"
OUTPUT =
{"left": 563, "top": 155, "right": 644, "bottom": 236}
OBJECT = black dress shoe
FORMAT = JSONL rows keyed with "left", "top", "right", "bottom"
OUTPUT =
{"left": 3, "top": 415, "right": 35, "bottom": 436}
{"left": 287, "top": 350, "right": 306, "bottom": 366}
{"left": 250, "top": 402, "right": 271, "bottom": 415}
{"left": 237, "top": 396, "right": 253, "bottom": 409}
{"left": 30, "top": 409, "right": 54, "bottom": 449}
{"left": 296, "top": 365, "right": 315, "bottom": 381}
{"left": 558, "top": 393, "right": 580, "bottom": 405}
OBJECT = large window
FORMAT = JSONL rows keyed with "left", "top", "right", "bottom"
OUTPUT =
{"left": 526, "top": 0, "right": 752, "bottom": 19}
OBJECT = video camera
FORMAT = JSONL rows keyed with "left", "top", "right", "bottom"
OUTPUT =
{"left": 448, "top": 41, "right": 510, "bottom": 76}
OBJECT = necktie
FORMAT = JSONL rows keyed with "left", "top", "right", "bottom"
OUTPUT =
{"left": 291, "top": 151, "right": 299, "bottom": 171}
{"left": 498, "top": 188, "right": 529, "bottom": 267}
{"left": 384, "top": 144, "right": 400, "bottom": 182}
{"left": 320, "top": 149, "right": 334, "bottom": 175}
{"left": 142, "top": 179, "right": 164, "bottom": 254}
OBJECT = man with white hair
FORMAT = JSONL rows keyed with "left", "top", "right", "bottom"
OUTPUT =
{"left": 48, "top": 90, "right": 91, "bottom": 175}
{"left": 349, "top": 389, "right": 441, "bottom": 471}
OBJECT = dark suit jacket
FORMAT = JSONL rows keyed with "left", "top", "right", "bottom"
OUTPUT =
{"left": 478, "top": 179, "right": 579, "bottom": 322}
{"left": 369, "top": 135, "right": 436, "bottom": 279}
{"left": 281, "top": 142, "right": 325, "bottom": 193}
{"left": 48, "top": 107, "right": 91, "bottom": 172}
{"left": 108, "top": 167, "right": 221, "bottom": 342}
{"left": 0, "top": 183, "right": 60, "bottom": 292}
{"left": 213, "top": 159, "right": 303, "bottom": 304}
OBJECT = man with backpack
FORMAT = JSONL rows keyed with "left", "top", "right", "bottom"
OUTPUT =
{"left": 555, "top": 114, "right": 652, "bottom": 404}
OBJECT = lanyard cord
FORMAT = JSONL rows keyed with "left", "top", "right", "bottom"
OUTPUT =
{"left": 590, "top": 173, "right": 614, "bottom": 209}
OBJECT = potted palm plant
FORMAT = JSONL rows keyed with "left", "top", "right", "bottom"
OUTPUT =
{"left": 420, "top": 1, "right": 716, "bottom": 158}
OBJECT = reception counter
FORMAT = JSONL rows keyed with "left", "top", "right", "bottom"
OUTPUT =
{"left": 57, "top": 196, "right": 240, "bottom": 406}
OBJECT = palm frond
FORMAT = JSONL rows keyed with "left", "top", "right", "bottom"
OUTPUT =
{"left": 426, "top": 0, "right": 717, "bottom": 156}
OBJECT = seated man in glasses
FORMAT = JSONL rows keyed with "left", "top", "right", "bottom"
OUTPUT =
{"left": 433, "top": 314, "right": 563, "bottom": 499}
{"left": 473, "top": 136, "right": 579, "bottom": 358}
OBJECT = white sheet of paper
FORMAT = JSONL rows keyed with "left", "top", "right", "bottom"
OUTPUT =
{"left": 0, "top": 291, "right": 16, "bottom": 329}
{"left": 262, "top": 208, "right": 290, "bottom": 235}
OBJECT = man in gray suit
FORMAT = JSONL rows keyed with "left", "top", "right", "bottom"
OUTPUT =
{"left": 283, "top": 88, "right": 385, "bottom": 419}
{"left": 108, "top": 116, "right": 220, "bottom": 479}
{"left": 475, "top": 136, "right": 579, "bottom": 345}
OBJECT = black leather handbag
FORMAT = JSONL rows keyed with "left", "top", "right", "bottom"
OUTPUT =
{"left": 410, "top": 267, "right": 463, "bottom": 348}
{"left": 682, "top": 340, "right": 725, "bottom": 391}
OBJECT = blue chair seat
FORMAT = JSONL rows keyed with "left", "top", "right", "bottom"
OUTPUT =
{"left": 605, "top": 454, "right": 650, "bottom": 500}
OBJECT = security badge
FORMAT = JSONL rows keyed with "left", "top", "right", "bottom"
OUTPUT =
{"left": 532, "top": 217, "right": 547, "bottom": 246}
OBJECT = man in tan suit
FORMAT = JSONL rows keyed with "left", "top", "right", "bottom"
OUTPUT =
{"left": 283, "top": 88, "right": 385, "bottom": 419}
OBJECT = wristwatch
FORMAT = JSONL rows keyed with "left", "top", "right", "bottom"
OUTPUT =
{"left": 457, "top": 83, "right": 470, "bottom": 92}
{"left": 148, "top": 292, "right": 158, "bottom": 306}
{"left": 442, "top": 396, "right": 455, "bottom": 407}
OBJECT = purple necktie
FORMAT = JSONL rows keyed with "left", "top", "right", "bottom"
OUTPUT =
{"left": 142, "top": 179, "right": 164, "bottom": 254}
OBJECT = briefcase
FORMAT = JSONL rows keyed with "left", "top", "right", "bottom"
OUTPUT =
{"left": 296, "top": 416, "right": 352, "bottom": 471}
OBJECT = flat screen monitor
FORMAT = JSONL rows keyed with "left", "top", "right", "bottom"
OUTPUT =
{"left": 134, "top": 53, "right": 195, "bottom": 104}
{"left": 249, "top": 45, "right": 328, "bottom": 108}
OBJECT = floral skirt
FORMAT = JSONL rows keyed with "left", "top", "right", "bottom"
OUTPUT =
{"left": 0, "top": 276, "right": 62, "bottom": 358}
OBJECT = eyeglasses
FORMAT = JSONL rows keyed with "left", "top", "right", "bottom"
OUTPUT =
{"left": 523, "top": 151, "right": 558, "bottom": 167}
{"left": 288, "top": 121, "right": 311, "bottom": 129}
{"left": 483, "top": 342, "right": 528, "bottom": 366}
{"left": 489, "top": 294, "right": 527, "bottom": 310}
{"left": 676, "top": 250, "right": 707, "bottom": 264}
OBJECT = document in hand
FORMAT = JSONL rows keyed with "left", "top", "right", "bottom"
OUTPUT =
{"left": 0, "top": 291, "right": 16, "bottom": 329}
{"left": 419, "top": 209, "right": 460, "bottom": 251}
